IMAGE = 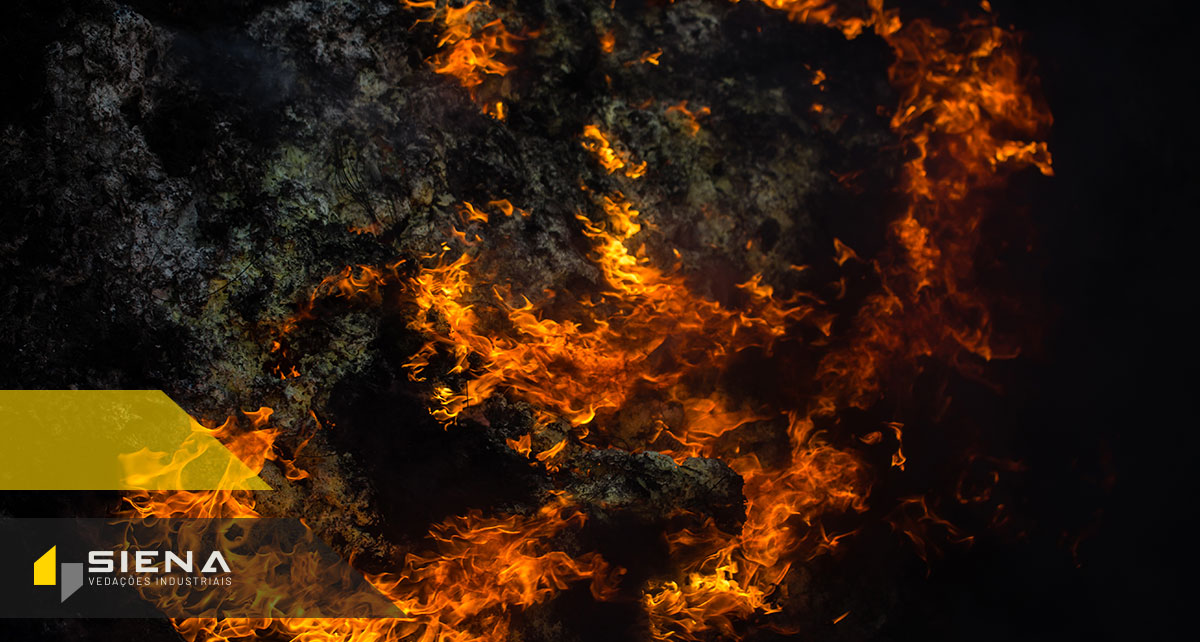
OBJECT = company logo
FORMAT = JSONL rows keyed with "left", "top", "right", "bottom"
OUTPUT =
{"left": 4, "top": 517, "right": 403, "bottom": 619}
{"left": 33, "top": 545, "right": 230, "bottom": 603}
{"left": 33, "top": 546, "right": 82, "bottom": 603}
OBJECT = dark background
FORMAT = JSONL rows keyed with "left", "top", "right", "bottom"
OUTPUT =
{"left": 1, "top": 0, "right": 1191, "bottom": 640}
{"left": 889, "top": 0, "right": 1191, "bottom": 639}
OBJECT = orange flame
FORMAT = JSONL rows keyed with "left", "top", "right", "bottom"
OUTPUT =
{"left": 401, "top": 1, "right": 531, "bottom": 118}
{"left": 122, "top": 410, "right": 616, "bottom": 642}
{"left": 135, "top": 1, "right": 1052, "bottom": 639}
{"left": 405, "top": 191, "right": 826, "bottom": 431}
{"left": 633, "top": 49, "right": 663, "bottom": 66}
{"left": 599, "top": 29, "right": 616, "bottom": 54}
{"left": 665, "top": 100, "right": 711, "bottom": 136}
{"left": 267, "top": 261, "right": 404, "bottom": 380}
{"left": 581, "top": 125, "right": 648, "bottom": 179}
{"left": 627, "top": 2, "right": 1053, "bottom": 634}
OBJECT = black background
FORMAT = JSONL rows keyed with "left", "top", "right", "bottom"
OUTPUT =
{"left": 878, "top": 0, "right": 1191, "bottom": 639}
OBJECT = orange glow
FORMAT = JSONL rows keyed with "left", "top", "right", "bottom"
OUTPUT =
{"left": 636, "top": 49, "right": 662, "bottom": 65}
{"left": 460, "top": 200, "right": 490, "bottom": 223}
{"left": 831, "top": 237, "right": 860, "bottom": 265}
{"left": 750, "top": 0, "right": 901, "bottom": 39}
{"left": 348, "top": 221, "right": 383, "bottom": 236}
{"left": 458, "top": 199, "right": 527, "bottom": 227}
{"left": 505, "top": 433, "right": 532, "bottom": 457}
{"left": 268, "top": 261, "right": 405, "bottom": 380}
{"left": 487, "top": 198, "right": 528, "bottom": 218}
{"left": 665, "top": 100, "right": 711, "bottom": 136}
{"left": 484, "top": 100, "right": 507, "bottom": 120}
{"left": 401, "top": 1, "right": 530, "bottom": 117}
{"left": 887, "top": 421, "right": 906, "bottom": 470}
{"left": 805, "top": 2, "right": 1053, "bottom": 423}
{"left": 534, "top": 438, "right": 568, "bottom": 472}
{"left": 581, "top": 125, "right": 648, "bottom": 179}
{"left": 405, "top": 191, "right": 828, "bottom": 431}
{"left": 599, "top": 29, "right": 616, "bottom": 54}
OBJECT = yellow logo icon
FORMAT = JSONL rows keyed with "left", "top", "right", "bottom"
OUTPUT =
{"left": 34, "top": 545, "right": 82, "bottom": 602}
{"left": 34, "top": 546, "right": 56, "bottom": 585}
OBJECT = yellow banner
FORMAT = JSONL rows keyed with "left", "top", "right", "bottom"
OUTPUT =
{"left": 0, "top": 391, "right": 270, "bottom": 491}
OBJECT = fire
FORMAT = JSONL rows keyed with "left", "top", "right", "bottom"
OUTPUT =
{"left": 267, "top": 261, "right": 404, "bottom": 380}
{"left": 400, "top": 187, "right": 860, "bottom": 642}
{"left": 400, "top": 0, "right": 532, "bottom": 118}
{"left": 121, "top": 408, "right": 279, "bottom": 520}
{"left": 643, "top": 413, "right": 869, "bottom": 640}
{"left": 458, "top": 199, "right": 528, "bottom": 224}
{"left": 665, "top": 100, "right": 710, "bottom": 136}
{"left": 629, "top": 2, "right": 1054, "bottom": 634}
{"left": 808, "top": 5, "right": 1052, "bottom": 419}
{"left": 374, "top": 492, "right": 619, "bottom": 623}
{"left": 633, "top": 48, "right": 663, "bottom": 66}
{"left": 581, "top": 125, "right": 648, "bottom": 179}
{"left": 127, "top": 0, "right": 1052, "bottom": 640}
{"left": 349, "top": 221, "right": 384, "bottom": 236}
{"left": 405, "top": 190, "right": 827, "bottom": 430}
{"left": 749, "top": 0, "right": 900, "bottom": 39}
{"left": 121, "top": 410, "right": 617, "bottom": 642}
{"left": 599, "top": 29, "right": 616, "bottom": 54}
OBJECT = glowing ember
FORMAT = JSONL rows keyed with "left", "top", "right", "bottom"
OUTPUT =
{"left": 599, "top": 29, "right": 616, "bottom": 54}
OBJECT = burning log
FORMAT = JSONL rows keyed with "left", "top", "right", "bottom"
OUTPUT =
{"left": 568, "top": 450, "right": 745, "bottom": 531}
